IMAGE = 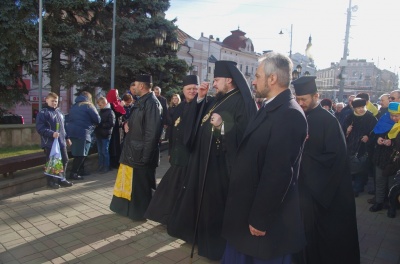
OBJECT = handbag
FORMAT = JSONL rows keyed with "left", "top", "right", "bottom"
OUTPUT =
{"left": 113, "top": 164, "right": 133, "bottom": 200}
{"left": 382, "top": 150, "right": 400, "bottom": 177}
{"left": 349, "top": 141, "right": 368, "bottom": 175}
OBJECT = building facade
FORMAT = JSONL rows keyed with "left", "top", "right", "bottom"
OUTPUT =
{"left": 176, "top": 28, "right": 259, "bottom": 90}
{"left": 316, "top": 59, "right": 399, "bottom": 102}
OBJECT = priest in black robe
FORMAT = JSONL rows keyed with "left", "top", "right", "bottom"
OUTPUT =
{"left": 167, "top": 60, "right": 257, "bottom": 260}
{"left": 292, "top": 76, "right": 360, "bottom": 264}
{"left": 145, "top": 75, "right": 204, "bottom": 224}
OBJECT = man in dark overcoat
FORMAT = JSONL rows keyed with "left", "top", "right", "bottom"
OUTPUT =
{"left": 110, "top": 74, "right": 163, "bottom": 221}
{"left": 221, "top": 52, "right": 308, "bottom": 263}
{"left": 292, "top": 76, "right": 360, "bottom": 264}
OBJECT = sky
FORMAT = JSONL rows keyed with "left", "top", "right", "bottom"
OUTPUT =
{"left": 165, "top": 0, "right": 400, "bottom": 73}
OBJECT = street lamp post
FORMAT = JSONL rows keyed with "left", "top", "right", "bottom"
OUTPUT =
{"left": 154, "top": 33, "right": 179, "bottom": 85}
{"left": 292, "top": 64, "right": 302, "bottom": 80}
{"left": 38, "top": 0, "right": 43, "bottom": 110}
{"left": 205, "top": 35, "right": 213, "bottom": 81}
{"left": 279, "top": 24, "right": 293, "bottom": 58}
{"left": 110, "top": 0, "right": 116, "bottom": 89}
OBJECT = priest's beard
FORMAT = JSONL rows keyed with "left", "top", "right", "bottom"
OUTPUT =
{"left": 215, "top": 83, "right": 231, "bottom": 101}
{"left": 215, "top": 91, "right": 225, "bottom": 101}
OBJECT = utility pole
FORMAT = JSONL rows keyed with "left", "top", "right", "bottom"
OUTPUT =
{"left": 110, "top": 0, "right": 116, "bottom": 89}
{"left": 38, "top": 0, "right": 43, "bottom": 110}
{"left": 338, "top": 0, "right": 355, "bottom": 102}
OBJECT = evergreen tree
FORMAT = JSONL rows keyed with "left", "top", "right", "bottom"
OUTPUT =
{"left": 0, "top": 0, "right": 37, "bottom": 108}
{"left": 78, "top": 0, "right": 188, "bottom": 96}
{"left": 1, "top": 0, "right": 188, "bottom": 107}
{"left": 41, "top": 0, "right": 97, "bottom": 96}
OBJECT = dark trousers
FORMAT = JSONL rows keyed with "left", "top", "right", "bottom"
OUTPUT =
{"left": 71, "top": 156, "right": 86, "bottom": 175}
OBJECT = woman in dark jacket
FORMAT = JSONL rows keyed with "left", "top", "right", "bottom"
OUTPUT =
{"left": 66, "top": 91, "right": 100, "bottom": 180}
{"left": 343, "top": 98, "right": 377, "bottom": 196}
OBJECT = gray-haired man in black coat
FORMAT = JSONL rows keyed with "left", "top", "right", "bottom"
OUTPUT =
{"left": 221, "top": 52, "right": 308, "bottom": 263}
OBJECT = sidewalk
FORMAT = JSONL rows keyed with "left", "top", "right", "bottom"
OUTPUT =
{"left": 0, "top": 151, "right": 399, "bottom": 264}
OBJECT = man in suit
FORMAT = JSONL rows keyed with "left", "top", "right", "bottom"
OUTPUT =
{"left": 221, "top": 52, "right": 308, "bottom": 263}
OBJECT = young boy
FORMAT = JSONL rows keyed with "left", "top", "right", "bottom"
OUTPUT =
{"left": 95, "top": 97, "right": 115, "bottom": 173}
{"left": 36, "top": 92, "right": 73, "bottom": 188}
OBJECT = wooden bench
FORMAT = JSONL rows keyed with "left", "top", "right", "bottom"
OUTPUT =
{"left": 0, "top": 152, "right": 46, "bottom": 178}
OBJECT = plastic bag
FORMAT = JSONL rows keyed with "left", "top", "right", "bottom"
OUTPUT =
{"left": 44, "top": 138, "right": 65, "bottom": 180}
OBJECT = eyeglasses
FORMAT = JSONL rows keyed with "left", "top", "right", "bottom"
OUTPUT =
{"left": 390, "top": 96, "right": 397, "bottom": 101}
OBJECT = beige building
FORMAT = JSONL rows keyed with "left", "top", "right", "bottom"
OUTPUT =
{"left": 176, "top": 28, "right": 259, "bottom": 89}
{"left": 316, "top": 59, "right": 398, "bottom": 102}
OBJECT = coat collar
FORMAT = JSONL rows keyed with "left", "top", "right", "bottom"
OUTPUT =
{"left": 243, "top": 89, "right": 293, "bottom": 139}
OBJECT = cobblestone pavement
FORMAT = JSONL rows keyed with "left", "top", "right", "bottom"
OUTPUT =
{"left": 0, "top": 152, "right": 399, "bottom": 264}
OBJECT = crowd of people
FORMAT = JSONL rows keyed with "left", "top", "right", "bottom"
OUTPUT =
{"left": 34, "top": 51, "right": 400, "bottom": 264}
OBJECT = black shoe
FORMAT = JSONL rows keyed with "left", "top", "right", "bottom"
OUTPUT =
{"left": 47, "top": 181, "right": 60, "bottom": 189}
{"left": 367, "top": 197, "right": 376, "bottom": 204}
{"left": 69, "top": 173, "right": 84, "bottom": 180}
{"left": 59, "top": 180, "right": 73, "bottom": 187}
{"left": 96, "top": 166, "right": 104, "bottom": 173}
{"left": 99, "top": 167, "right": 110, "bottom": 174}
{"left": 369, "top": 203, "right": 383, "bottom": 212}
{"left": 368, "top": 190, "right": 375, "bottom": 195}
{"left": 354, "top": 191, "right": 359, "bottom": 197}
{"left": 79, "top": 171, "right": 91, "bottom": 176}
{"left": 387, "top": 208, "right": 396, "bottom": 218}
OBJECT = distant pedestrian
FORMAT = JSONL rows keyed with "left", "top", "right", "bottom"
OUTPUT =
{"left": 36, "top": 92, "right": 73, "bottom": 189}
{"left": 94, "top": 97, "right": 115, "bottom": 174}
{"left": 320, "top": 98, "right": 335, "bottom": 114}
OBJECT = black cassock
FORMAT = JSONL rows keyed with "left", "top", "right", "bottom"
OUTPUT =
{"left": 167, "top": 90, "right": 254, "bottom": 260}
{"left": 145, "top": 100, "right": 199, "bottom": 224}
{"left": 294, "top": 105, "right": 360, "bottom": 264}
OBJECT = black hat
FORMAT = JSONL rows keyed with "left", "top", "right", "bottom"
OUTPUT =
{"left": 356, "top": 93, "right": 370, "bottom": 101}
{"left": 320, "top": 98, "right": 332, "bottom": 108}
{"left": 182, "top": 75, "right": 199, "bottom": 86}
{"left": 214, "top": 61, "right": 237, "bottom": 78}
{"left": 135, "top": 74, "right": 152, "bottom": 83}
{"left": 351, "top": 98, "right": 366, "bottom": 108}
{"left": 292, "top": 76, "right": 317, "bottom": 96}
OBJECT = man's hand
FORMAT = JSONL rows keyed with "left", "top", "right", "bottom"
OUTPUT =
{"left": 66, "top": 139, "right": 72, "bottom": 146}
{"left": 124, "top": 122, "right": 129, "bottom": 133}
{"left": 198, "top": 82, "right": 209, "bottom": 99}
{"left": 249, "top": 224, "right": 266, "bottom": 237}
{"left": 210, "top": 113, "right": 223, "bottom": 128}
{"left": 361, "top": 135, "right": 369, "bottom": 143}
{"left": 53, "top": 132, "right": 60, "bottom": 138}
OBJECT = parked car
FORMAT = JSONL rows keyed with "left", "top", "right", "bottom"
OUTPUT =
{"left": 0, "top": 113, "right": 24, "bottom": 124}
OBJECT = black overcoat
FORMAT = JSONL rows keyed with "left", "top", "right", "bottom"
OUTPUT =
{"left": 222, "top": 89, "right": 308, "bottom": 260}
{"left": 295, "top": 105, "right": 360, "bottom": 264}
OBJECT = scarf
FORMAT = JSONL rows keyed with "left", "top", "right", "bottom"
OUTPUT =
{"left": 387, "top": 102, "right": 400, "bottom": 139}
